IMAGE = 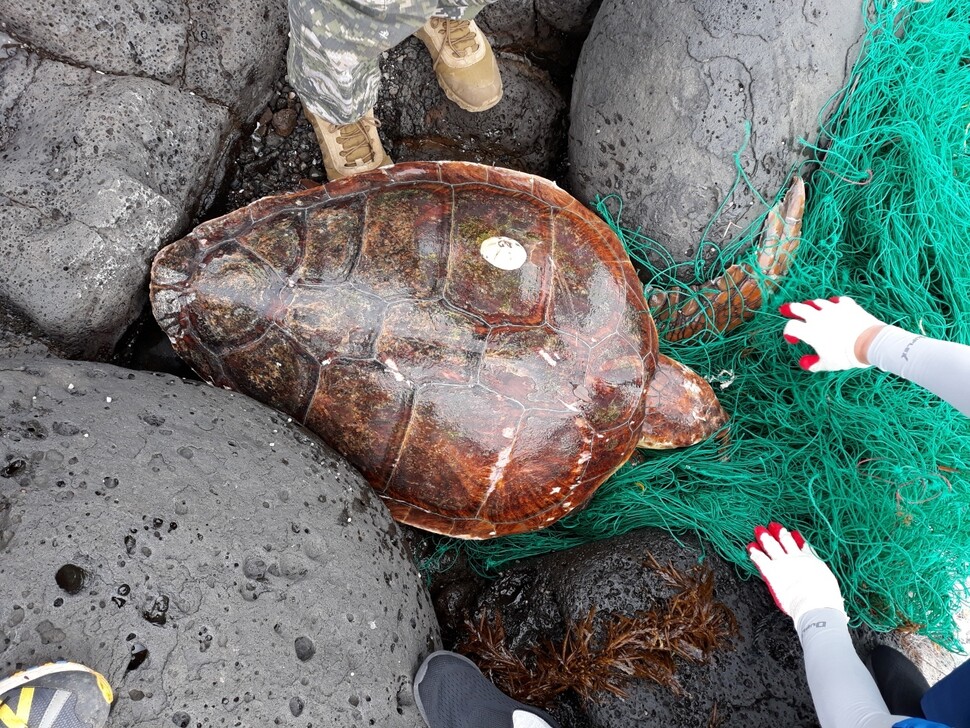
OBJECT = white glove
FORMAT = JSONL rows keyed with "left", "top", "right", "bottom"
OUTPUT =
{"left": 747, "top": 522, "right": 846, "bottom": 624}
{"left": 779, "top": 296, "right": 884, "bottom": 372}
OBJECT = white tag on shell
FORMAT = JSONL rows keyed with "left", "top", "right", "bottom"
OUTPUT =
{"left": 480, "top": 236, "right": 527, "bottom": 271}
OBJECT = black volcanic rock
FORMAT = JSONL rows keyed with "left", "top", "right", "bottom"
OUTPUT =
{"left": 0, "top": 358, "right": 438, "bottom": 727}
{"left": 569, "top": 0, "right": 864, "bottom": 263}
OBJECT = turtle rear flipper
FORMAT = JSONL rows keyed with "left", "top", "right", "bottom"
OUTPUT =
{"left": 648, "top": 176, "right": 806, "bottom": 342}
{"left": 638, "top": 355, "right": 728, "bottom": 449}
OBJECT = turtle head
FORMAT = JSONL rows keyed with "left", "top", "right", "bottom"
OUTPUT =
{"left": 637, "top": 354, "right": 728, "bottom": 449}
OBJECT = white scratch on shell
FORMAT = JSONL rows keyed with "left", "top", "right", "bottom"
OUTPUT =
{"left": 384, "top": 358, "right": 405, "bottom": 382}
{"left": 481, "top": 444, "right": 514, "bottom": 509}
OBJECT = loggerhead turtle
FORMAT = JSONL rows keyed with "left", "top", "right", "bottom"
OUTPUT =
{"left": 150, "top": 162, "right": 804, "bottom": 539}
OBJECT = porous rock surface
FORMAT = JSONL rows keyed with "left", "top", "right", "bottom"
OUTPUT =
{"left": 377, "top": 38, "right": 566, "bottom": 178}
{"left": 476, "top": 0, "right": 602, "bottom": 61}
{"left": 0, "top": 0, "right": 286, "bottom": 360}
{"left": 0, "top": 0, "right": 286, "bottom": 116}
{"left": 463, "top": 529, "right": 944, "bottom": 728}
{"left": 569, "top": 0, "right": 864, "bottom": 262}
{"left": 0, "top": 358, "right": 438, "bottom": 727}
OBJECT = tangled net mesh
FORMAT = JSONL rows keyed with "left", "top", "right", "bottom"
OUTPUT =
{"left": 423, "top": 0, "right": 970, "bottom": 650}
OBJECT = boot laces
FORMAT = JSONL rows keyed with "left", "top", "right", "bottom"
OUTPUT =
{"left": 433, "top": 18, "right": 479, "bottom": 58}
{"left": 327, "top": 116, "right": 381, "bottom": 166}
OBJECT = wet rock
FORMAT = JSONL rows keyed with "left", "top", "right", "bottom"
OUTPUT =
{"left": 477, "top": 0, "right": 601, "bottom": 74}
{"left": 0, "top": 358, "right": 439, "bottom": 727}
{"left": 377, "top": 38, "right": 566, "bottom": 178}
{"left": 0, "top": 0, "right": 287, "bottom": 119}
{"left": 221, "top": 80, "right": 325, "bottom": 212}
{"left": 465, "top": 529, "right": 943, "bottom": 728}
{"left": 0, "top": 37, "right": 230, "bottom": 359}
{"left": 475, "top": 0, "right": 538, "bottom": 48}
{"left": 272, "top": 108, "right": 299, "bottom": 138}
{"left": 535, "top": 0, "right": 603, "bottom": 35}
{"left": 569, "top": 0, "right": 864, "bottom": 262}
{"left": 0, "top": 0, "right": 286, "bottom": 360}
{"left": 0, "top": 309, "right": 52, "bottom": 361}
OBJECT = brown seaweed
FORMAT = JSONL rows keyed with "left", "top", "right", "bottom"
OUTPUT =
{"left": 457, "top": 555, "right": 739, "bottom": 706}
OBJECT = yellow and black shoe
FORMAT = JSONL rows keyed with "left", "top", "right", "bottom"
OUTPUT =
{"left": 0, "top": 662, "right": 112, "bottom": 728}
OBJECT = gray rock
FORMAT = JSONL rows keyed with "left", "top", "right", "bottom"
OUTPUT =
{"left": 476, "top": 0, "right": 598, "bottom": 89}
{"left": 468, "top": 529, "right": 943, "bottom": 728}
{"left": 377, "top": 38, "right": 566, "bottom": 177}
{"left": 181, "top": 0, "right": 289, "bottom": 119}
{"left": 0, "top": 39, "right": 230, "bottom": 359}
{"left": 476, "top": 0, "right": 602, "bottom": 52}
{"left": 475, "top": 0, "right": 538, "bottom": 49}
{"left": 0, "top": 305, "right": 53, "bottom": 360}
{"left": 535, "top": 0, "right": 603, "bottom": 35}
{"left": 0, "top": 358, "right": 439, "bottom": 727}
{"left": 569, "top": 0, "right": 863, "bottom": 262}
{"left": 0, "top": 0, "right": 287, "bottom": 119}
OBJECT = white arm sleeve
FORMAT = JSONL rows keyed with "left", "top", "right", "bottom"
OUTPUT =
{"left": 867, "top": 326, "right": 970, "bottom": 417}
{"left": 798, "top": 608, "right": 912, "bottom": 728}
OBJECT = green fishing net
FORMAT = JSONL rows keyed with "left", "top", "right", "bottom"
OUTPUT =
{"left": 424, "top": 0, "right": 970, "bottom": 650}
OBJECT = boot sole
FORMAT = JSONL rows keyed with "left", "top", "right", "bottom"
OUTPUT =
{"left": 0, "top": 661, "right": 112, "bottom": 702}
{"left": 438, "top": 81, "right": 503, "bottom": 113}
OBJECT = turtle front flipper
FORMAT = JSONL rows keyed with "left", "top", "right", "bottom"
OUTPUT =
{"left": 638, "top": 354, "right": 728, "bottom": 449}
{"left": 648, "top": 176, "right": 806, "bottom": 342}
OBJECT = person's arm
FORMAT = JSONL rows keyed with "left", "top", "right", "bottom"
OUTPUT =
{"left": 863, "top": 325, "right": 970, "bottom": 417}
{"left": 748, "top": 523, "right": 914, "bottom": 728}
{"left": 779, "top": 297, "right": 970, "bottom": 417}
{"left": 798, "top": 607, "right": 911, "bottom": 728}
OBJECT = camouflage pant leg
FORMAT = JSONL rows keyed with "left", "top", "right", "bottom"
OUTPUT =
{"left": 287, "top": 0, "right": 499, "bottom": 124}
{"left": 432, "top": 1, "right": 495, "bottom": 20}
{"left": 287, "top": 0, "right": 439, "bottom": 124}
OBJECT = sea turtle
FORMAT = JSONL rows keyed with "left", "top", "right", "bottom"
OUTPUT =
{"left": 150, "top": 162, "right": 804, "bottom": 539}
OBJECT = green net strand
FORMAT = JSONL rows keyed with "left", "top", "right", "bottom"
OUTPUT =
{"left": 420, "top": 0, "right": 970, "bottom": 651}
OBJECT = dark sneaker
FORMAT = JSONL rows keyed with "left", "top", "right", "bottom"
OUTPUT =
{"left": 413, "top": 651, "right": 559, "bottom": 728}
{"left": 0, "top": 662, "right": 113, "bottom": 728}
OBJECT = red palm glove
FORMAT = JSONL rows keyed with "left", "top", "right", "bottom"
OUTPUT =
{"left": 747, "top": 522, "right": 846, "bottom": 623}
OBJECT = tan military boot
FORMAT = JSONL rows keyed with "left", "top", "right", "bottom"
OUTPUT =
{"left": 414, "top": 18, "right": 503, "bottom": 113}
{"left": 305, "top": 108, "right": 393, "bottom": 181}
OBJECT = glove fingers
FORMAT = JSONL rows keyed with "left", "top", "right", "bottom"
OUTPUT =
{"left": 782, "top": 319, "right": 808, "bottom": 344}
{"left": 778, "top": 301, "right": 818, "bottom": 321}
{"left": 747, "top": 544, "right": 771, "bottom": 572}
{"left": 767, "top": 522, "right": 801, "bottom": 554}
{"left": 799, "top": 354, "right": 822, "bottom": 371}
{"left": 756, "top": 528, "right": 787, "bottom": 559}
{"left": 776, "top": 526, "right": 801, "bottom": 554}
{"left": 790, "top": 529, "right": 807, "bottom": 548}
